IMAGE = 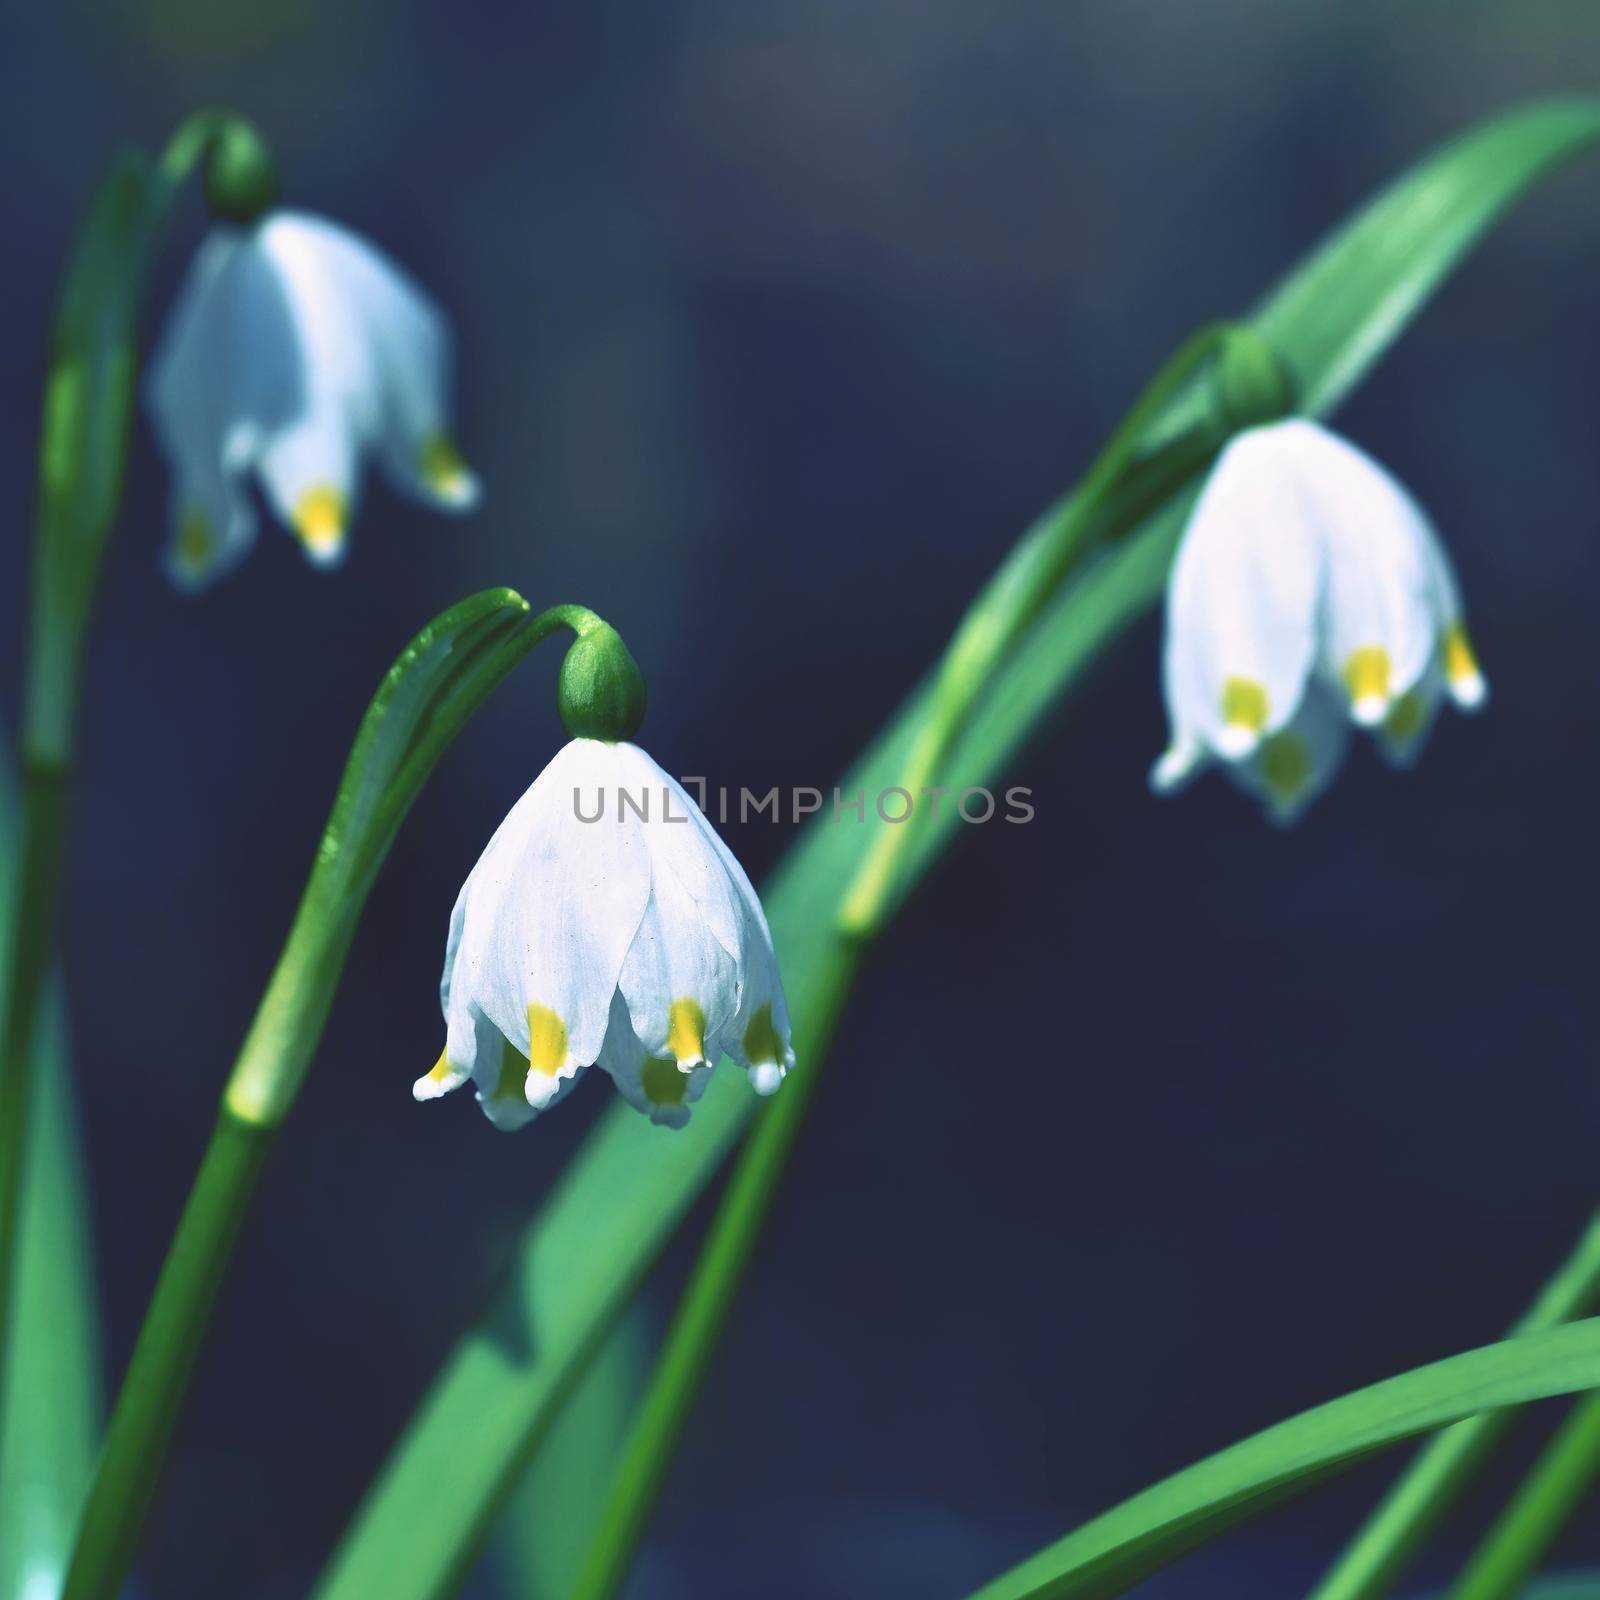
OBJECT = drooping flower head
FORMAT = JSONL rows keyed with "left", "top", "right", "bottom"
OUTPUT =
{"left": 415, "top": 739, "right": 794, "bottom": 1131}
{"left": 147, "top": 211, "right": 479, "bottom": 589}
{"left": 1152, "top": 418, "right": 1486, "bottom": 823}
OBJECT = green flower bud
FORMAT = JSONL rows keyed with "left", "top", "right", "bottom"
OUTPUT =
{"left": 204, "top": 119, "right": 279, "bottom": 226}
{"left": 558, "top": 621, "right": 647, "bottom": 742}
{"left": 1212, "top": 326, "right": 1297, "bottom": 434}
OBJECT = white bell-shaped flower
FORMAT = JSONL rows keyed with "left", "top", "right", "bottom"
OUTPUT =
{"left": 1152, "top": 419, "right": 1486, "bottom": 821}
{"left": 147, "top": 210, "right": 480, "bottom": 589}
{"left": 414, "top": 739, "right": 794, "bottom": 1131}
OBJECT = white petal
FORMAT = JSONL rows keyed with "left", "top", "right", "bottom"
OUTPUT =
{"left": 1148, "top": 734, "right": 1208, "bottom": 797}
{"left": 1226, "top": 682, "right": 1350, "bottom": 827}
{"left": 146, "top": 211, "right": 477, "bottom": 583}
{"left": 159, "top": 461, "right": 259, "bottom": 592}
{"left": 596, "top": 991, "right": 711, "bottom": 1130}
{"left": 246, "top": 213, "right": 419, "bottom": 564}
{"left": 612, "top": 747, "right": 744, "bottom": 1066}
{"left": 448, "top": 739, "right": 652, "bottom": 1079}
{"left": 748, "top": 1061, "right": 785, "bottom": 1097}
{"left": 1416, "top": 528, "right": 1489, "bottom": 711}
{"left": 724, "top": 922, "right": 794, "bottom": 1095}
{"left": 476, "top": 1019, "right": 580, "bottom": 1132}
{"left": 1274, "top": 421, "right": 1439, "bottom": 724}
{"left": 699, "top": 821, "right": 794, "bottom": 1091}
{"left": 1375, "top": 671, "right": 1445, "bottom": 770}
{"left": 147, "top": 231, "right": 289, "bottom": 589}
{"left": 255, "top": 413, "right": 362, "bottom": 566}
{"left": 412, "top": 1004, "right": 486, "bottom": 1101}
{"left": 439, "top": 877, "right": 469, "bottom": 1015}
{"left": 148, "top": 230, "right": 296, "bottom": 466}
{"left": 643, "top": 746, "right": 794, "bottom": 1091}
{"left": 1163, "top": 423, "right": 1322, "bottom": 761}
{"left": 266, "top": 212, "right": 478, "bottom": 513}
{"left": 411, "top": 1057, "right": 468, "bottom": 1102}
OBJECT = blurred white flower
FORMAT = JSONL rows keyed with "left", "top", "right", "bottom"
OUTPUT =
{"left": 1152, "top": 419, "right": 1486, "bottom": 822}
{"left": 415, "top": 739, "right": 794, "bottom": 1131}
{"left": 147, "top": 211, "right": 479, "bottom": 589}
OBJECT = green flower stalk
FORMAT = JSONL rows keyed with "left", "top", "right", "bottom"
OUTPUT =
{"left": 1445, "top": 1389, "right": 1600, "bottom": 1600}
{"left": 0, "top": 108, "right": 276, "bottom": 1415}
{"left": 559, "top": 325, "right": 1291, "bottom": 1600}
{"left": 564, "top": 331, "right": 1281, "bottom": 1600}
{"left": 62, "top": 596, "right": 639, "bottom": 1600}
{"left": 835, "top": 321, "right": 1281, "bottom": 939}
{"left": 1311, "top": 1212, "right": 1600, "bottom": 1600}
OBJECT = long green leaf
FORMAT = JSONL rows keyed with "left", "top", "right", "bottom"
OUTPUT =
{"left": 57, "top": 587, "right": 581, "bottom": 1600}
{"left": 315, "top": 97, "right": 1600, "bottom": 1600}
{"left": 967, "top": 1323, "right": 1600, "bottom": 1600}
{"left": 0, "top": 753, "right": 101, "bottom": 1600}
{"left": 1309, "top": 1214, "right": 1600, "bottom": 1600}
{"left": 493, "top": 1314, "right": 650, "bottom": 1600}
{"left": 1422, "top": 1579, "right": 1600, "bottom": 1600}
{"left": 221, "top": 585, "right": 536, "bottom": 1128}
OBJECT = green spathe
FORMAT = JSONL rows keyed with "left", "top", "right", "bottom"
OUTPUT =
{"left": 202, "top": 117, "right": 279, "bottom": 225}
{"left": 1211, "top": 324, "right": 1297, "bottom": 434}
{"left": 558, "top": 620, "right": 648, "bottom": 743}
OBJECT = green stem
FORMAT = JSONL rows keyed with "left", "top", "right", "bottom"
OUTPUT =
{"left": 569, "top": 943, "right": 862, "bottom": 1600}
{"left": 836, "top": 321, "right": 1232, "bottom": 938}
{"left": 0, "top": 760, "right": 70, "bottom": 1379}
{"left": 58, "top": 1112, "right": 270, "bottom": 1600}
{"left": 565, "top": 335, "right": 1247, "bottom": 1600}
{"left": 0, "top": 107, "right": 265, "bottom": 1422}
{"left": 60, "top": 880, "right": 346, "bottom": 1600}
{"left": 1445, "top": 1391, "right": 1600, "bottom": 1600}
{"left": 62, "top": 598, "right": 607, "bottom": 1600}
{"left": 1309, "top": 1212, "right": 1600, "bottom": 1600}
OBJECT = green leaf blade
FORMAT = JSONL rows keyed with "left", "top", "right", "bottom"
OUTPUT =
{"left": 1256, "top": 96, "right": 1600, "bottom": 416}
{"left": 319, "top": 587, "right": 530, "bottom": 903}
{"left": 967, "top": 1323, "right": 1600, "bottom": 1600}
{"left": 493, "top": 1313, "right": 650, "bottom": 1600}
{"left": 225, "top": 587, "right": 541, "bottom": 1131}
{"left": 0, "top": 754, "right": 101, "bottom": 1600}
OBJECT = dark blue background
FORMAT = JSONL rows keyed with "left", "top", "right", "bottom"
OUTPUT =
{"left": 5, "top": 3, "right": 1600, "bottom": 1596}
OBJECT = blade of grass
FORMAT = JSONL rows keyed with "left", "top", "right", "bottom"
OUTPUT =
{"left": 0, "top": 750, "right": 101, "bottom": 1600}
{"left": 1310, "top": 1214, "right": 1600, "bottom": 1600}
{"left": 493, "top": 1313, "right": 650, "bottom": 1600}
{"left": 965, "top": 1322, "right": 1600, "bottom": 1600}
{"left": 1445, "top": 1391, "right": 1600, "bottom": 1600}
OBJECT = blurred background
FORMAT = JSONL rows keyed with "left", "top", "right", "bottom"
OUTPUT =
{"left": 3, "top": 2, "right": 1600, "bottom": 1595}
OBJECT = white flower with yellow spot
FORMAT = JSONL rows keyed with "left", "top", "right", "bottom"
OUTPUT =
{"left": 147, "top": 211, "right": 479, "bottom": 589}
{"left": 1152, "top": 418, "right": 1486, "bottom": 822}
{"left": 414, "top": 739, "right": 794, "bottom": 1130}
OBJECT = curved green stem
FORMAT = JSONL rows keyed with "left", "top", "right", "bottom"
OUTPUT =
{"left": 836, "top": 321, "right": 1233, "bottom": 938}
{"left": 1309, "top": 1213, "right": 1600, "bottom": 1600}
{"left": 61, "top": 597, "right": 614, "bottom": 1600}
{"left": 569, "top": 945, "right": 861, "bottom": 1600}
{"left": 0, "top": 109, "right": 263, "bottom": 1421}
{"left": 568, "top": 333, "right": 1244, "bottom": 1600}
{"left": 59, "top": 1114, "right": 270, "bottom": 1600}
{"left": 1445, "top": 1390, "right": 1600, "bottom": 1600}
{"left": 0, "top": 761, "right": 70, "bottom": 1392}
